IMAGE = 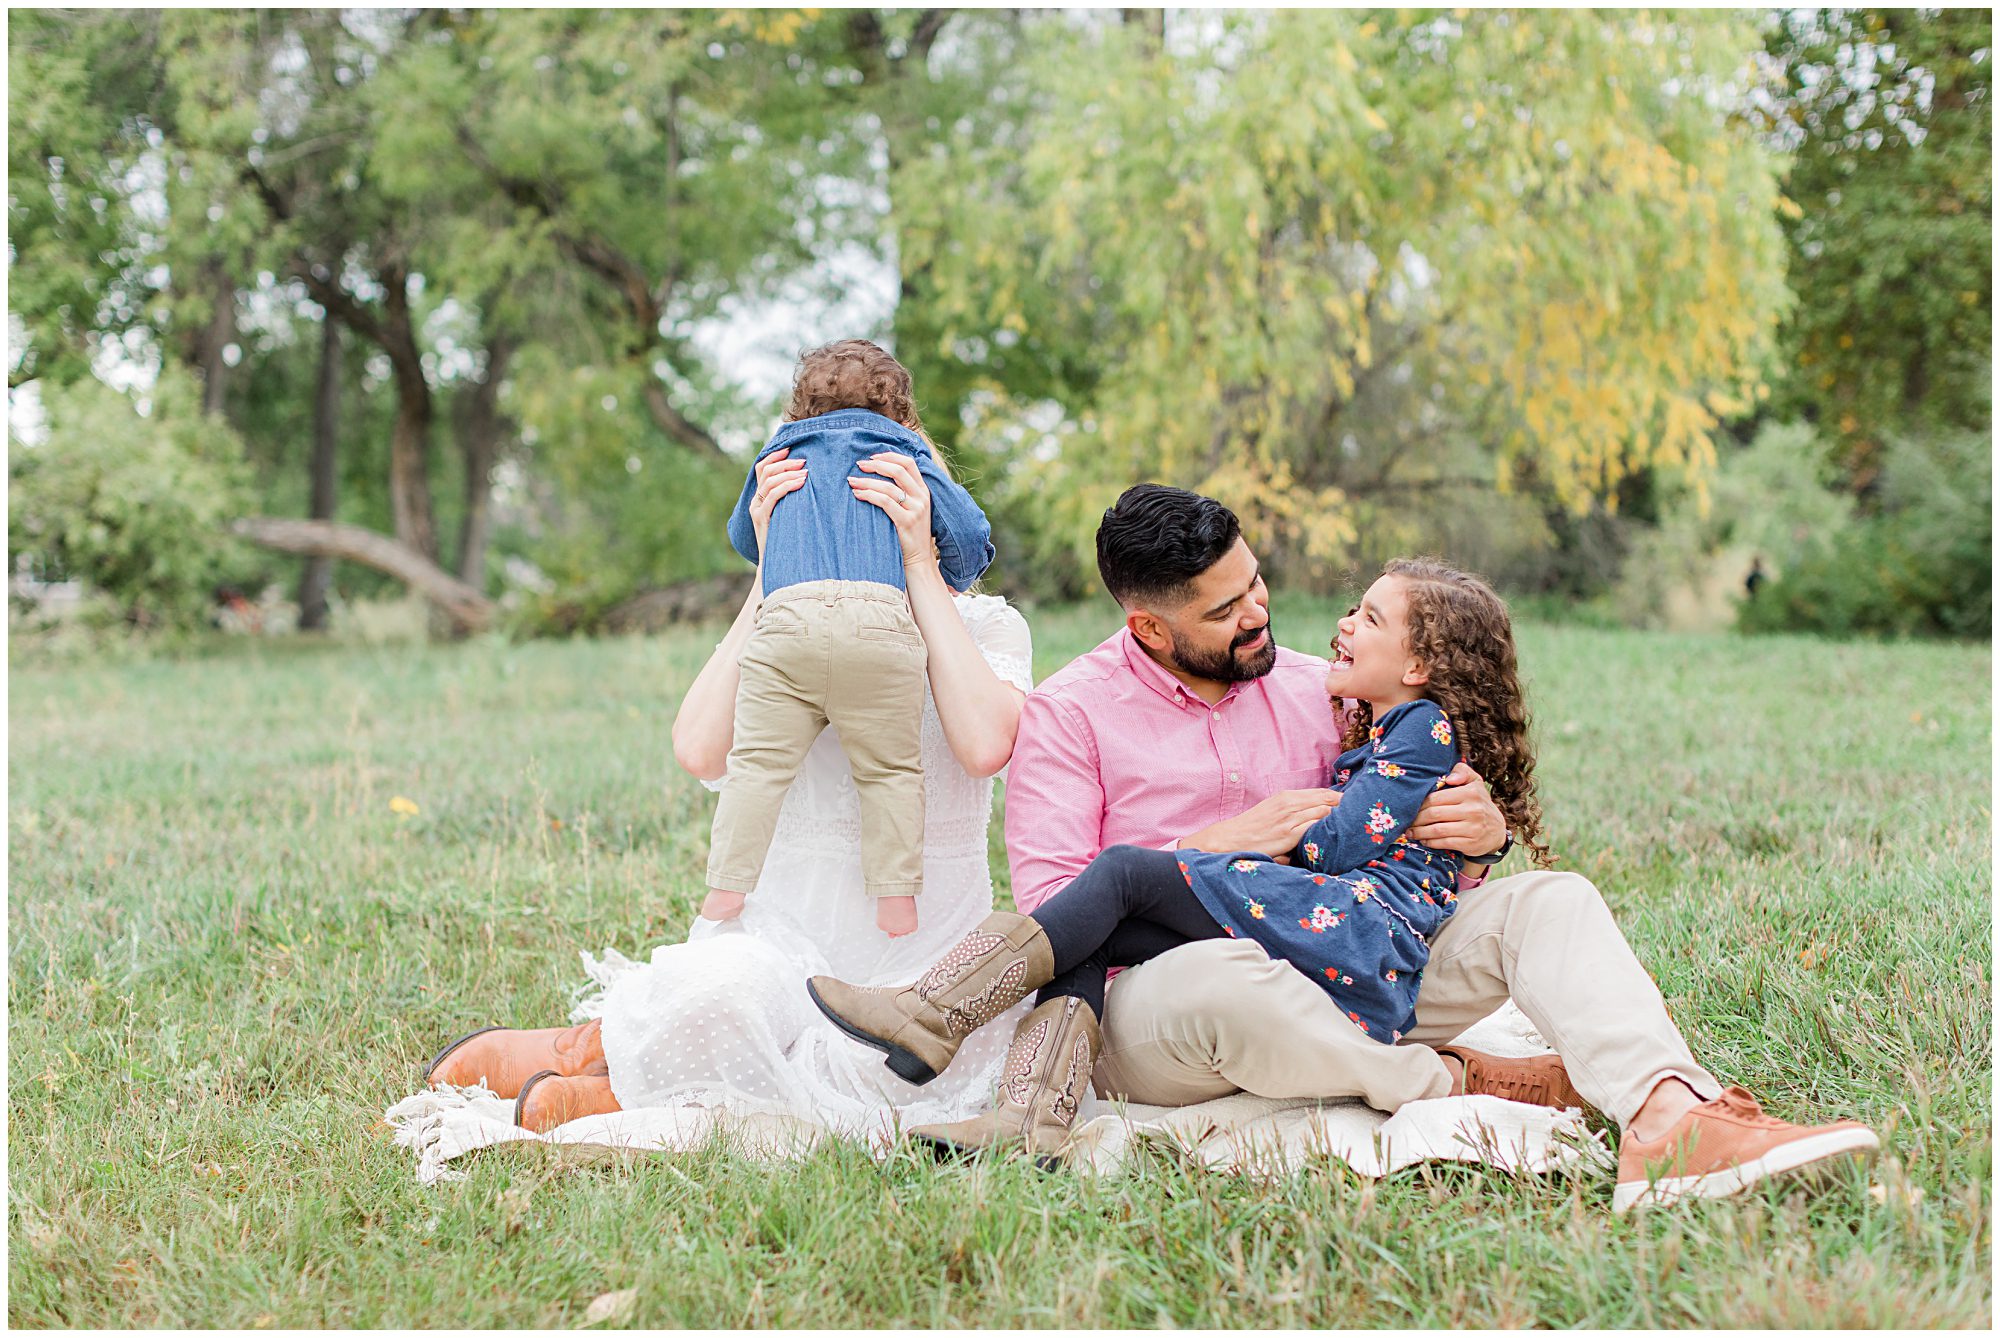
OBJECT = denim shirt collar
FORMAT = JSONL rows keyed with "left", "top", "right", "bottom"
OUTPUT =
{"left": 760, "top": 409, "right": 931, "bottom": 460}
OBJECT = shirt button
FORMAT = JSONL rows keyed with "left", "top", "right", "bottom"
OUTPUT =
{"left": 1228, "top": 771, "right": 1240, "bottom": 783}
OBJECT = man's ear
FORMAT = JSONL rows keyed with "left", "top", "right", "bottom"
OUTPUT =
{"left": 1401, "top": 656, "right": 1431, "bottom": 688}
{"left": 1127, "top": 606, "right": 1172, "bottom": 654}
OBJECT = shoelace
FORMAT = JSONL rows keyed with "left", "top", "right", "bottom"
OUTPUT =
{"left": 1706, "top": 1085, "right": 1786, "bottom": 1126}
{"left": 1464, "top": 1056, "right": 1555, "bottom": 1106}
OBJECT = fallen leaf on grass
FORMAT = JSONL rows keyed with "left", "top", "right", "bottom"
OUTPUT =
{"left": 582, "top": 1288, "right": 637, "bottom": 1326}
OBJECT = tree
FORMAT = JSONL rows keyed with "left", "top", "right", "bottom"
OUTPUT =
{"left": 899, "top": 10, "right": 1791, "bottom": 591}
{"left": 1760, "top": 8, "right": 1992, "bottom": 484}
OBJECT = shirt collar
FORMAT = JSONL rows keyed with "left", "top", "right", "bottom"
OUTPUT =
{"left": 1119, "top": 628, "right": 1246, "bottom": 710}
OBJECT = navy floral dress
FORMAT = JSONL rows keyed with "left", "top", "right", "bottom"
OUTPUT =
{"left": 1177, "top": 699, "right": 1464, "bottom": 1043}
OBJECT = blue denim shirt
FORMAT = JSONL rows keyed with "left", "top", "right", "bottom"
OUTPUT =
{"left": 726, "top": 410, "right": 995, "bottom": 595}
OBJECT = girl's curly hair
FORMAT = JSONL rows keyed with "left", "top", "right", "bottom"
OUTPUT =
{"left": 784, "top": 338, "right": 925, "bottom": 432}
{"left": 1339, "top": 557, "right": 1554, "bottom": 868}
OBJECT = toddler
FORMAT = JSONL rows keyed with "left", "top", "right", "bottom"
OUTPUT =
{"left": 701, "top": 340, "right": 994, "bottom": 938}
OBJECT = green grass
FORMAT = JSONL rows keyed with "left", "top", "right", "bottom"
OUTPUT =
{"left": 9, "top": 602, "right": 1992, "bottom": 1327}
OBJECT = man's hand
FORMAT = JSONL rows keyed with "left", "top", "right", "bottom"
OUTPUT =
{"left": 1178, "top": 789, "right": 1339, "bottom": 858}
{"left": 701, "top": 889, "right": 747, "bottom": 921}
{"left": 1404, "top": 762, "right": 1506, "bottom": 856}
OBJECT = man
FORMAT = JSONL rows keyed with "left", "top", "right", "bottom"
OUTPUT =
{"left": 1004, "top": 484, "right": 1878, "bottom": 1211}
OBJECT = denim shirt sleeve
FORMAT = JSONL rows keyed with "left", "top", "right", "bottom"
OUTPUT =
{"left": 1299, "top": 701, "right": 1459, "bottom": 873}
{"left": 724, "top": 462, "right": 761, "bottom": 565}
{"left": 915, "top": 451, "right": 996, "bottom": 589}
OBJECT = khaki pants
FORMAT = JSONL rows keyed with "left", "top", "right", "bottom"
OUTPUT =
{"left": 1093, "top": 868, "right": 1721, "bottom": 1127}
{"left": 706, "top": 580, "right": 927, "bottom": 898}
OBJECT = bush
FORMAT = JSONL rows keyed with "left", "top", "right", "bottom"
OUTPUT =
{"left": 1737, "top": 430, "right": 1991, "bottom": 639}
{"left": 9, "top": 371, "right": 255, "bottom": 628}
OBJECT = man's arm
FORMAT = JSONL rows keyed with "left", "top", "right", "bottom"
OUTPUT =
{"left": 1003, "top": 693, "right": 1107, "bottom": 914}
{"left": 1406, "top": 762, "right": 1508, "bottom": 888}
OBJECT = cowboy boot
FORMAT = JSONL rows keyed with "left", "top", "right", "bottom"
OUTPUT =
{"left": 424, "top": 1019, "right": 607, "bottom": 1097}
{"left": 515, "top": 1071, "right": 621, "bottom": 1132}
{"left": 908, "top": 994, "right": 1100, "bottom": 1170}
{"left": 806, "top": 911, "right": 1055, "bottom": 1085}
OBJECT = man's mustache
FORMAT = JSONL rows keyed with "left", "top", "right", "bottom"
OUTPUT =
{"left": 1232, "top": 622, "right": 1273, "bottom": 651}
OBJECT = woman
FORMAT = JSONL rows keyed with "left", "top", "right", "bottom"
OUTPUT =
{"left": 408, "top": 445, "right": 1035, "bottom": 1144}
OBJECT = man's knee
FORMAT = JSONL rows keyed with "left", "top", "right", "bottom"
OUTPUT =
{"left": 1106, "top": 938, "right": 1292, "bottom": 1047}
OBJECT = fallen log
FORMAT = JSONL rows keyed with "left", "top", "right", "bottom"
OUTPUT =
{"left": 228, "top": 516, "right": 496, "bottom": 634}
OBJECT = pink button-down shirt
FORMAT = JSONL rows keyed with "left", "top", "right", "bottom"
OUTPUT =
{"left": 1005, "top": 629, "right": 1350, "bottom": 914}
{"left": 1005, "top": 628, "right": 1487, "bottom": 914}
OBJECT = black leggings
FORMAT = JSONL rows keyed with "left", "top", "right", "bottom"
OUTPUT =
{"left": 1027, "top": 845, "right": 1228, "bottom": 1017}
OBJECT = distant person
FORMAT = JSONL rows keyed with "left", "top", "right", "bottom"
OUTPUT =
{"left": 1745, "top": 555, "right": 1767, "bottom": 600}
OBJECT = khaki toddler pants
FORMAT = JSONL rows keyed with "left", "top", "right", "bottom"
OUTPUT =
{"left": 706, "top": 580, "right": 927, "bottom": 898}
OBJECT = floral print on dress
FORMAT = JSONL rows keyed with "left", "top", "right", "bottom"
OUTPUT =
{"left": 1431, "top": 716, "right": 1453, "bottom": 747}
{"left": 1177, "top": 699, "right": 1463, "bottom": 1045}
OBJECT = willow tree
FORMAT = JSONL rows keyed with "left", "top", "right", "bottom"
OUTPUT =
{"left": 898, "top": 9, "right": 1790, "bottom": 588}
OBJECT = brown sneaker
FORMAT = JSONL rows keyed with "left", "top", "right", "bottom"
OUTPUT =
{"left": 1437, "top": 1045, "right": 1589, "bottom": 1112}
{"left": 1613, "top": 1085, "right": 1880, "bottom": 1213}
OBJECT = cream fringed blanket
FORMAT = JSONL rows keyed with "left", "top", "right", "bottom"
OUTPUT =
{"left": 383, "top": 1001, "right": 1611, "bottom": 1187}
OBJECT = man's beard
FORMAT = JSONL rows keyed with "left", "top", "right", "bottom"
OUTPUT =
{"left": 1168, "top": 619, "right": 1278, "bottom": 684}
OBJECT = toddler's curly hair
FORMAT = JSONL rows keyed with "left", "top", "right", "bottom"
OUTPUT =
{"left": 1339, "top": 557, "right": 1554, "bottom": 868}
{"left": 784, "top": 339, "right": 924, "bottom": 432}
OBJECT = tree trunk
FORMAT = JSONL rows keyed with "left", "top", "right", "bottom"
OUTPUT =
{"left": 380, "top": 264, "right": 440, "bottom": 563}
{"left": 195, "top": 263, "right": 236, "bottom": 418}
{"left": 454, "top": 336, "right": 511, "bottom": 588}
{"left": 231, "top": 517, "right": 494, "bottom": 633}
{"left": 297, "top": 317, "right": 341, "bottom": 630}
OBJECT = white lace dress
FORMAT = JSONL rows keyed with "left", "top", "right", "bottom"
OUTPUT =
{"left": 386, "top": 593, "right": 1040, "bottom": 1180}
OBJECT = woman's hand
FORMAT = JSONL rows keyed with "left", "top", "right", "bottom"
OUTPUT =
{"left": 849, "top": 453, "right": 937, "bottom": 574}
{"left": 749, "top": 448, "right": 808, "bottom": 555}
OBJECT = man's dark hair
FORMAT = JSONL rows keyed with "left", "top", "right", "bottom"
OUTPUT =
{"left": 1095, "top": 484, "right": 1242, "bottom": 609}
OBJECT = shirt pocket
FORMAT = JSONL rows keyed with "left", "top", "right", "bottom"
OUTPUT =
{"left": 1261, "top": 766, "right": 1334, "bottom": 799}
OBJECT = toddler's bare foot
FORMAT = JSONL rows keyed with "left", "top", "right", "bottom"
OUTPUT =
{"left": 876, "top": 896, "right": 918, "bottom": 937}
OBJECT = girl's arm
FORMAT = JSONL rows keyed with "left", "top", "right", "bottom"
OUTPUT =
{"left": 671, "top": 448, "right": 807, "bottom": 781}
{"left": 1299, "top": 702, "right": 1459, "bottom": 873}
{"left": 851, "top": 453, "right": 1025, "bottom": 778}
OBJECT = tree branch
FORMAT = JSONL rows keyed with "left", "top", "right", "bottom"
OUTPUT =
{"left": 228, "top": 517, "right": 494, "bottom": 632}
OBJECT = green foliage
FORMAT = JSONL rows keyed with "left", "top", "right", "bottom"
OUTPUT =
{"left": 1613, "top": 421, "right": 1858, "bottom": 632}
{"left": 9, "top": 371, "right": 254, "bottom": 625}
{"left": 1761, "top": 9, "right": 1993, "bottom": 475}
{"left": 1737, "top": 430, "right": 1993, "bottom": 639}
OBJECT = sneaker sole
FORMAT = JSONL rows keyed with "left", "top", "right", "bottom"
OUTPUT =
{"left": 805, "top": 980, "right": 939, "bottom": 1086}
{"left": 1612, "top": 1127, "right": 1881, "bottom": 1213}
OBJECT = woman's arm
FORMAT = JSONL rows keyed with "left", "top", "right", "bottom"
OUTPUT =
{"left": 669, "top": 581, "right": 761, "bottom": 781}
{"left": 670, "top": 448, "right": 807, "bottom": 781}
{"left": 851, "top": 453, "right": 1025, "bottom": 778}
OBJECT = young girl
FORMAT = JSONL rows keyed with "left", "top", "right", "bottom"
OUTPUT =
{"left": 805, "top": 558, "right": 1553, "bottom": 1152}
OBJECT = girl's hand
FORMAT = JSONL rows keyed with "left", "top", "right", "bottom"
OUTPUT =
{"left": 749, "top": 448, "right": 808, "bottom": 555}
{"left": 848, "top": 453, "right": 937, "bottom": 573}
